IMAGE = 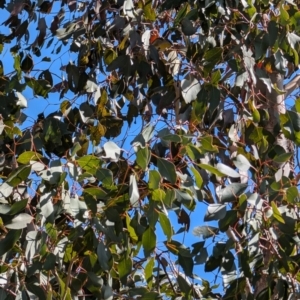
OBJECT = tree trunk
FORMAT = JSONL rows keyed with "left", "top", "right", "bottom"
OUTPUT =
{"left": 253, "top": 71, "right": 294, "bottom": 298}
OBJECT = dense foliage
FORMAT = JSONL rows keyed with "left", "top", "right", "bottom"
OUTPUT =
{"left": 0, "top": 0, "right": 300, "bottom": 299}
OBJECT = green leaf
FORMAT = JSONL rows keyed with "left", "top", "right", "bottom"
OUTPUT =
{"left": 126, "top": 214, "right": 138, "bottom": 243}
{"left": 5, "top": 213, "right": 33, "bottom": 229}
{"left": 77, "top": 155, "right": 101, "bottom": 173}
{"left": 56, "top": 23, "right": 76, "bottom": 40}
{"left": 280, "top": 5, "right": 290, "bottom": 25}
{"left": 198, "top": 163, "right": 225, "bottom": 177}
{"left": 181, "top": 74, "right": 201, "bottom": 104}
{"left": 140, "top": 292, "right": 161, "bottom": 300}
{"left": 204, "top": 204, "right": 226, "bottom": 222}
{"left": 205, "top": 255, "right": 222, "bottom": 272}
{"left": 233, "top": 154, "right": 251, "bottom": 171}
{"left": 25, "top": 77, "right": 51, "bottom": 98}
{"left": 13, "top": 55, "right": 21, "bottom": 79}
{"left": 192, "top": 226, "right": 219, "bottom": 239}
{"left": 268, "top": 21, "right": 278, "bottom": 47}
{"left": 177, "top": 274, "right": 192, "bottom": 298}
{"left": 178, "top": 253, "right": 194, "bottom": 277}
{"left": 149, "top": 170, "right": 161, "bottom": 190}
{"left": 159, "top": 212, "right": 172, "bottom": 241}
{"left": 174, "top": 3, "right": 188, "bottom": 26}
{"left": 7, "top": 165, "right": 31, "bottom": 187}
{"left": 194, "top": 248, "right": 208, "bottom": 264}
{"left": 271, "top": 202, "right": 285, "bottom": 224}
{"left": 157, "top": 158, "right": 177, "bottom": 184}
{"left": 181, "top": 18, "right": 197, "bottom": 36}
{"left": 203, "top": 47, "right": 223, "bottom": 71}
{"left": 84, "top": 187, "right": 107, "bottom": 199}
{"left": 164, "top": 240, "right": 184, "bottom": 255}
{"left": 161, "top": 134, "right": 182, "bottom": 143}
{"left": 219, "top": 183, "right": 248, "bottom": 203}
{"left": 286, "top": 186, "right": 299, "bottom": 203}
{"left": 216, "top": 163, "right": 240, "bottom": 178}
{"left": 44, "top": 253, "right": 56, "bottom": 271}
{"left": 273, "top": 152, "right": 292, "bottom": 163}
{"left": 119, "top": 256, "right": 132, "bottom": 284}
{"left": 103, "top": 49, "right": 117, "bottom": 65}
{"left": 17, "top": 151, "right": 43, "bottom": 164}
{"left": 143, "top": 0, "right": 156, "bottom": 21}
{"left": 7, "top": 199, "right": 28, "bottom": 215}
{"left": 97, "top": 241, "right": 112, "bottom": 271}
{"left": 199, "top": 136, "right": 219, "bottom": 153}
{"left": 287, "top": 110, "right": 300, "bottom": 131}
{"left": 152, "top": 189, "right": 166, "bottom": 201}
{"left": 211, "top": 69, "right": 221, "bottom": 85}
{"left": 164, "top": 189, "right": 175, "bottom": 207}
{"left": 107, "top": 55, "right": 130, "bottom": 72}
{"left": 131, "top": 124, "right": 154, "bottom": 148}
{"left": 142, "top": 227, "right": 156, "bottom": 257}
{"left": 218, "top": 210, "right": 238, "bottom": 232}
{"left": 129, "top": 174, "right": 139, "bottom": 207}
{"left": 0, "top": 229, "right": 22, "bottom": 256}
{"left": 95, "top": 168, "right": 113, "bottom": 186}
{"left": 186, "top": 144, "right": 202, "bottom": 160}
{"left": 136, "top": 147, "right": 151, "bottom": 171}
{"left": 295, "top": 98, "right": 300, "bottom": 113}
{"left": 57, "top": 272, "right": 72, "bottom": 300}
{"left": 144, "top": 257, "right": 155, "bottom": 288}
{"left": 190, "top": 166, "right": 203, "bottom": 188}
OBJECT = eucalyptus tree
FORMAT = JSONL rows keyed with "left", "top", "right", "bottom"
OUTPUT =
{"left": 0, "top": 0, "right": 300, "bottom": 299}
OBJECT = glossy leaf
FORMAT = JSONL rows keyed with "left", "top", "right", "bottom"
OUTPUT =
{"left": 129, "top": 174, "right": 139, "bottom": 207}
{"left": 0, "top": 229, "right": 22, "bottom": 256}
{"left": 181, "top": 74, "right": 201, "bottom": 104}
{"left": 157, "top": 158, "right": 177, "bottom": 184}
{"left": 17, "top": 151, "right": 43, "bottom": 164}
{"left": 192, "top": 226, "right": 219, "bottom": 239}
{"left": 233, "top": 154, "right": 251, "bottom": 172}
{"left": 5, "top": 213, "right": 33, "bottom": 229}
{"left": 216, "top": 163, "right": 240, "bottom": 178}
{"left": 204, "top": 204, "right": 226, "bottom": 221}
{"left": 7, "top": 165, "right": 31, "bottom": 187}
{"left": 219, "top": 183, "right": 248, "bottom": 203}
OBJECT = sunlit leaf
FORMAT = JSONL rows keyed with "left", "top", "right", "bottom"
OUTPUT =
{"left": 5, "top": 213, "right": 33, "bottom": 229}
{"left": 193, "top": 225, "right": 219, "bottom": 239}
{"left": 233, "top": 154, "right": 251, "bottom": 172}
{"left": 216, "top": 163, "right": 240, "bottom": 178}
{"left": 219, "top": 183, "right": 248, "bottom": 203}
{"left": 144, "top": 257, "right": 155, "bottom": 288}
{"left": 119, "top": 256, "right": 132, "bottom": 284}
{"left": 159, "top": 212, "right": 172, "bottom": 241}
{"left": 204, "top": 204, "right": 226, "bottom": 221}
